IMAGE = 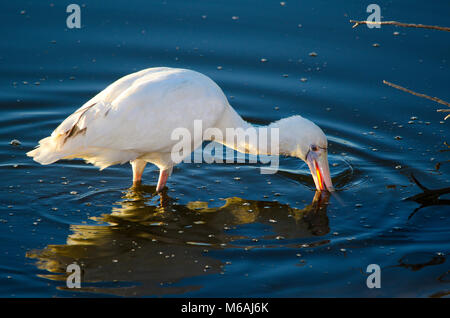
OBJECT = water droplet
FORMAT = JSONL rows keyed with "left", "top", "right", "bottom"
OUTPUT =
{"left": 10, "top": 139, "right": 21, "bottom": 146}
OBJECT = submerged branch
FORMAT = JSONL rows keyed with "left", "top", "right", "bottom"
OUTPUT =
{"left": 349, "top": 20, "right": 450, "bottom": 32}
{"left": 383, "top": 80, "right": 450, "bottom": 120}
{"left": 405, "top": 174, "right": 450, "bottom": 220}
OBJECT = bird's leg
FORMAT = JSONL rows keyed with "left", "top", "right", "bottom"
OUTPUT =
{"left": 131, "top": 159, "right": 147, "bottom": 184}
{"left": 156, "top": 167, "right": 172, "bottom": 192}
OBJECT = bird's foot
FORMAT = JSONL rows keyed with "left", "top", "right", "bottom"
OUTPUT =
{"left": 156, "top": 168, "right": 170, "bottom": 192}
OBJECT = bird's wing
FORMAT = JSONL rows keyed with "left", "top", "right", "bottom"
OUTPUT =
{"left": 51, "top": 67, "right": 173, "bottom": 138}
{"left": 57, "top": 68, "right": 229, "bottom": 154}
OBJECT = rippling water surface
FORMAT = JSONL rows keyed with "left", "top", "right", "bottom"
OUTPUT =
{"left": 1, "top": 0, "right": 449, "bottom": 297}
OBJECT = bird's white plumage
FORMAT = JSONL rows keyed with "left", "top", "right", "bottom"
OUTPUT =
{"left": 28, "top": 67, "right": 333, "bottom": 191}
{"left": 28, "top": 67, "right": 234, "bottom": 170}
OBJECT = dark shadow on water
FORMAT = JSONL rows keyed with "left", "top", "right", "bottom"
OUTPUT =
{"left": 26, "top": 186, "right": 331, "bottom": 296}
{"left": 393, "top": 252, "right": 446, "bottom": 272}
{"left": 405, "top": 174, "right": 450, "bottom": 220}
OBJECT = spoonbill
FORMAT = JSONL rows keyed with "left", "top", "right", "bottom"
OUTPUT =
{"left": 27, "top": 67, "right": 333, "bottom": 192}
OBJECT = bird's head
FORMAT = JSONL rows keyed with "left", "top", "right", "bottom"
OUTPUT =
{"left": 275, "top": 115, "right": 334, "bottom": 192}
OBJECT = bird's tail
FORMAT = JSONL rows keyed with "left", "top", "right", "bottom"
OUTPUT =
{"left": 26, "top": 135, "right": 70, "bottom": 165}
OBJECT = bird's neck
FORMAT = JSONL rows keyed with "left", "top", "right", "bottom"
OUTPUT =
{"left": 212, "top": 105, "right": 292, "bottom": 157}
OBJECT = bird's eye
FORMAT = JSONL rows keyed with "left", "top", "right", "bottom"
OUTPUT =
{"left": 310, "top": 145, "right": 318, "bottom": 152}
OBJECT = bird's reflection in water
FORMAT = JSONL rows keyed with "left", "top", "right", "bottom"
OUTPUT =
{"left": 27, "top": 185, "right": 330, "bottom": 296}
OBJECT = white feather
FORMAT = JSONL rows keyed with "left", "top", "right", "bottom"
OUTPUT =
{"left": 27, "top": 67, "right": 329, "bottom": 187}
{"left": 28, "top": 67, "right": 231, "bottom": 170}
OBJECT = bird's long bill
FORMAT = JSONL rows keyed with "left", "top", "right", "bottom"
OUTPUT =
{"left": 306, "top": 151, "right": 334, "bottom": 192}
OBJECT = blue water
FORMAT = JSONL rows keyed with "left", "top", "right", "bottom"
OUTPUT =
{"left": 0, "top": 0, "right": 449, "bottom": 297}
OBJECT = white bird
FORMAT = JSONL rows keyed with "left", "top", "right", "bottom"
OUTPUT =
{"left": 27, "top": 67, "right": 333, "bottom": 192}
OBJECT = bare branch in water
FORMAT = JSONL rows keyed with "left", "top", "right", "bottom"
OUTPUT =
{"left": 405, "top": 174, "right": 450, "bottom": 220}
{"left": 437, "top": 109, "right": 450, "bottom": 120}
{"left": 383, "top": 80, "right": 450, "bottom": 120}
{"left": 350, "top": 20, "right": 450, "bottom": 32}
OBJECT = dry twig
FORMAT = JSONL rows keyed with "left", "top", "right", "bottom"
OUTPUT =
{"left": 383, "top": 80, "right": 450, "bottom": 120}
{"left": 350, "top": 20, "right": 450, "bottom": 32}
